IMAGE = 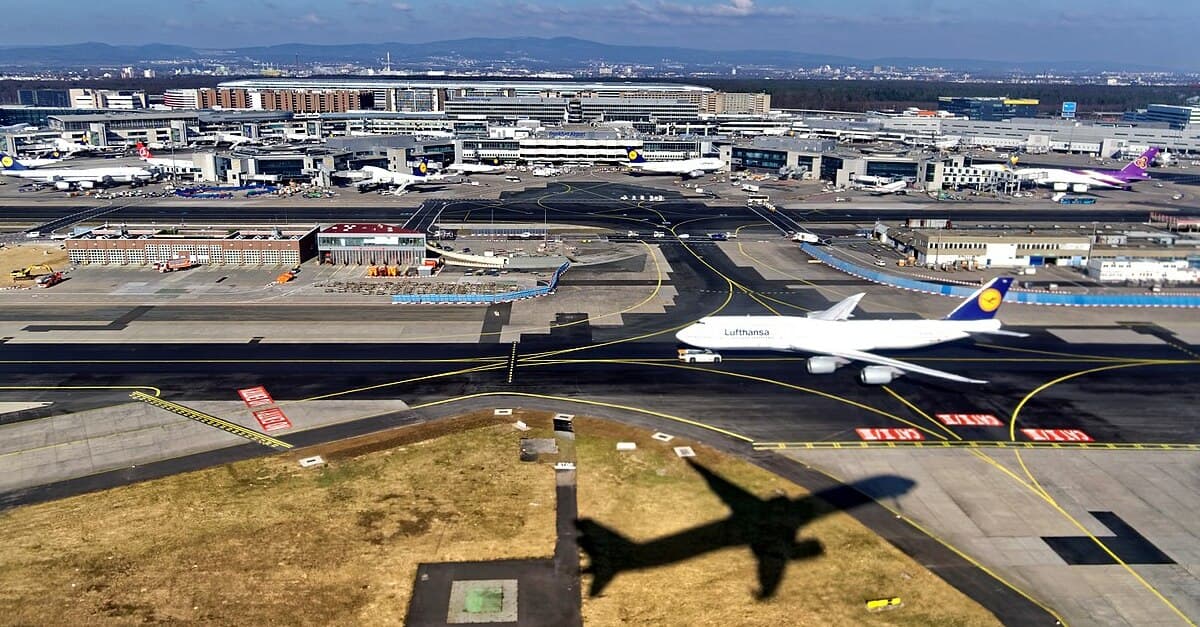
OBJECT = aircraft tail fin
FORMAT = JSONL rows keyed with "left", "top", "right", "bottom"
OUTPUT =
{"left": 1120, "top": 147, "right": 1158, "bottom": 177}
{"left": 0, "top": 153, "right": 29, "bottom": 170}
{"left": 944, "top": 277, "right": 1014, "bottom": 321}
{"left": 411, "top": 159, "right": 430, "bottom": 177}
{"left": 575, "top": 518, "right": 634, "bottom": 597}
{"left": 135, "top": 141, "right": 153, "bottom": 159}
{"left": 625, "top": 147, "right": 648, "bottom": 164}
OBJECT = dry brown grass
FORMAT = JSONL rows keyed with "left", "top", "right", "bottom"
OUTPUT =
{"left": 0, "top": 411, "right": 556, "bottom": 625}
{"left": 0, "top": 410, "right": 999, "bottom": 626}
{"left": 573, "top": 418, "right": 1000, "bottom": 627}
{"left": 0, "top": 242, "right": 70, "bottom": 287}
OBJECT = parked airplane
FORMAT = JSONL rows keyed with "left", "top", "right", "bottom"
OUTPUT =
{"left": 445, "top": 161, "right": 507, "bottom": 175}
{"left": 135, "top": 142, "right": 195, "bottom": 173}
{"left": 190, "top": 132, "right": 253, "bottom": 146}
{"left": 577, "top": 459, "right": 916, "bottom": 598}
{"left": 0, "top": 152, "right": 156, "bottom": 190}
{"left": 675, "top": 277, "right": 1025, "bottom": 384}
{"left": 856, "top": 180, "right": 908, "bottom": 195}
{"left": 624, "top": 147, "right": 724, "bottom": 179}
{"left": 7, "top": 154, "right": 70, "bottom": 168}
{"left": 980, "top": 147, "right": 1159, "bottom": 192}
{"left": 849, "top": 174, "right": 893, "bottom": 186}
{"left": 353, "top": 160, "right": 447, "bottom": 192}
{"left": 42, "top": 137, "right": 125, "bottom": 157}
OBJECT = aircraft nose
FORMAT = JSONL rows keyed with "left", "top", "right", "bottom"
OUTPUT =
{"left": 675, "top": 325, "right": 698, "bottom": 346}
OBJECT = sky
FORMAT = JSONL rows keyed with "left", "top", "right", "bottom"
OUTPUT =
{"left": 10, "top": 0, "right": 1196, "bottom": 69}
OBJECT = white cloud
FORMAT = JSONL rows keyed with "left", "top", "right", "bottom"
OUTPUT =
{"left": 649, "top": 0, "right": 793, "bottom": 19}
{"left": 298, "top": 12, "right": 328, "bottom": 25}
{"left": 392, "top": 2, "right": 412, "bottom": 10}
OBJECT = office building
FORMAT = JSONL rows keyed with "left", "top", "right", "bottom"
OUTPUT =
{"left": 67, "top": 89, "right": 148, "bottom": 110}
{"left": 47, "top": 111, "right": 199, "bottom": 147}
{"left": 1138, "top": 104, "right": 1200, "bottom": 129}
{"left": 705, "top": 92, "right": 771, "bottom": 115}
{"left": 937, "top": 97, "right": 1038, "bottom": 121}
{"left": 17, "top": 89, "right": 70, "bottom": 108}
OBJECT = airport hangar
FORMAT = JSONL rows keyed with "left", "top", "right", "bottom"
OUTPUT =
{"left": 63, "top": 222, "right": 434, "bottom": 268}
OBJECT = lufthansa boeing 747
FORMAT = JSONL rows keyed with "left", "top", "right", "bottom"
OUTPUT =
{"left": 675, "top": 277, "right": 1026, "bottom": 384}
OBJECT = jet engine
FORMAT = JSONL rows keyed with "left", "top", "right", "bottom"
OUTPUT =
{"left": 860, "top": 366, "right": 903, "bottom": 385}
{"left": 53, "top": 181, "right": 71, "bottom": 191}
{"left": 1071, "top": 183, "right": 1088, "bottom": 193}
{"left": 806, "top": 356, "right": 847, "bottom": 374}
{"left": 78, "top": 180, "right": 96, "bottom": 189}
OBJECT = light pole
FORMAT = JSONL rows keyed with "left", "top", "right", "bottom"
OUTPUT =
{"left": 1086, "top": 221, "right": 1098, "bottom": 277}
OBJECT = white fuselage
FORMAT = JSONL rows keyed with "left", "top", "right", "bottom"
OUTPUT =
{"left": 357, "top": 165, "right": 445, "bottom": 188}
{"left": 628, "top": 157, "right": 725, "bottom": 176}
{"left": 10, "top": 157, "right": 67, "bottom": 169}
{"left": 2, "top": 166, "right": 154, "bottom": 184}
{"left": 446, "top": 163, "right": 506, "bottom": 174}
{"left": 676, "top": 316, "right": 1001, "bottom": 352}
{"left": 1017, "top": 168, "right": 1127, "bottom": 189}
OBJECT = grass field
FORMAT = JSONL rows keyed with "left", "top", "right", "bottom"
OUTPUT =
{"left": 0, "top": 410, "right": 1000, "bottom": 626}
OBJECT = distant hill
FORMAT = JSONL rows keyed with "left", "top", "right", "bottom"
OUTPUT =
{"left": 0, "top": 37, "right": 1177, "bottom": 73}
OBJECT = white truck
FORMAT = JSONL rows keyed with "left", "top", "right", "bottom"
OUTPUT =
{"left": 678, "top": 349, "right": 722, "bottom": 364}
{"left": 791, "top": 232, "right": 820, "bottom": 244}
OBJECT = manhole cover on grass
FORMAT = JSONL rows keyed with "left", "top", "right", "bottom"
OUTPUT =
{"left": 465, "top": 586, "right": 503, "bottom": 614}
{"left": 447, "top": 579, "right": 518, "bottom": 624}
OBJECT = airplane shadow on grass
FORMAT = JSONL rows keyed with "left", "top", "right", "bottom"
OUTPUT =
{"left": 576, "top": 459, "right": 916, "bottom": 600}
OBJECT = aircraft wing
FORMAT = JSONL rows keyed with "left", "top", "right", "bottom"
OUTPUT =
{"left": 684, "top": 458, "right": 759, "bottom": 515}
{"left": 807, "top": 293, "right": 865, "bottom": 321}
{"left": 970, "top": 328, "right": 1029, "bottom": 338}
{"left": 797, "top": 345, "right": 987, "bottom": 384}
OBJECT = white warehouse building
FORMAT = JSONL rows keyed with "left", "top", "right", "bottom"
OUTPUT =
{"left": 1086, "top": 258, "right": 1200, "bottom": 283}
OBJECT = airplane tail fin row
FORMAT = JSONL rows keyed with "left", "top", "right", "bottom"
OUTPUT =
{"left": 0, "top": 152, "right": 28, "bottom": 170}
{"left": 944, "top": 277, "right": 1014, "bottom": 321}
{"left": 1120, "top": 147, "right": 1159, "bottom": 177}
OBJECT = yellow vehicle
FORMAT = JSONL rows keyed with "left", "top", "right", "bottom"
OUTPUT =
{"left": 10, "top": 264, "right": 53, "bottom": 280}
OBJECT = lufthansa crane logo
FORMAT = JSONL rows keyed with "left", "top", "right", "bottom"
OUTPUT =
{"left": 977, "top": 287, "right": 1003, "bottom": 313}
{"left": 0, "top": 156, "right": 12, "bottom": 168}
{"left": 1134, "top": 156, "right": 1149, "bottom": 169}
{"left": 418, "top": 162, "right": 428, "bottom": 174}
{"left": 628, "top": 149, "right": 640, "bottom": 160}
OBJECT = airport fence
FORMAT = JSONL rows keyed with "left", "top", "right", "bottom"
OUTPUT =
{"left": 392, "top": 262, "right": 570, "bottom": 304}
{"left": 801, "top": 244, "right": 1200, "bottom": 308}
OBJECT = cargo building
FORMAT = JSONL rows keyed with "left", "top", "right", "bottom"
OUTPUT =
{"left": 66, "top": 224, "right": 318, "bottom": 266}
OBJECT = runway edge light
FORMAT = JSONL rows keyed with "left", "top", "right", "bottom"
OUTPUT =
{"left": 866, "top": 597, "right": 903, "bottom": 612}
